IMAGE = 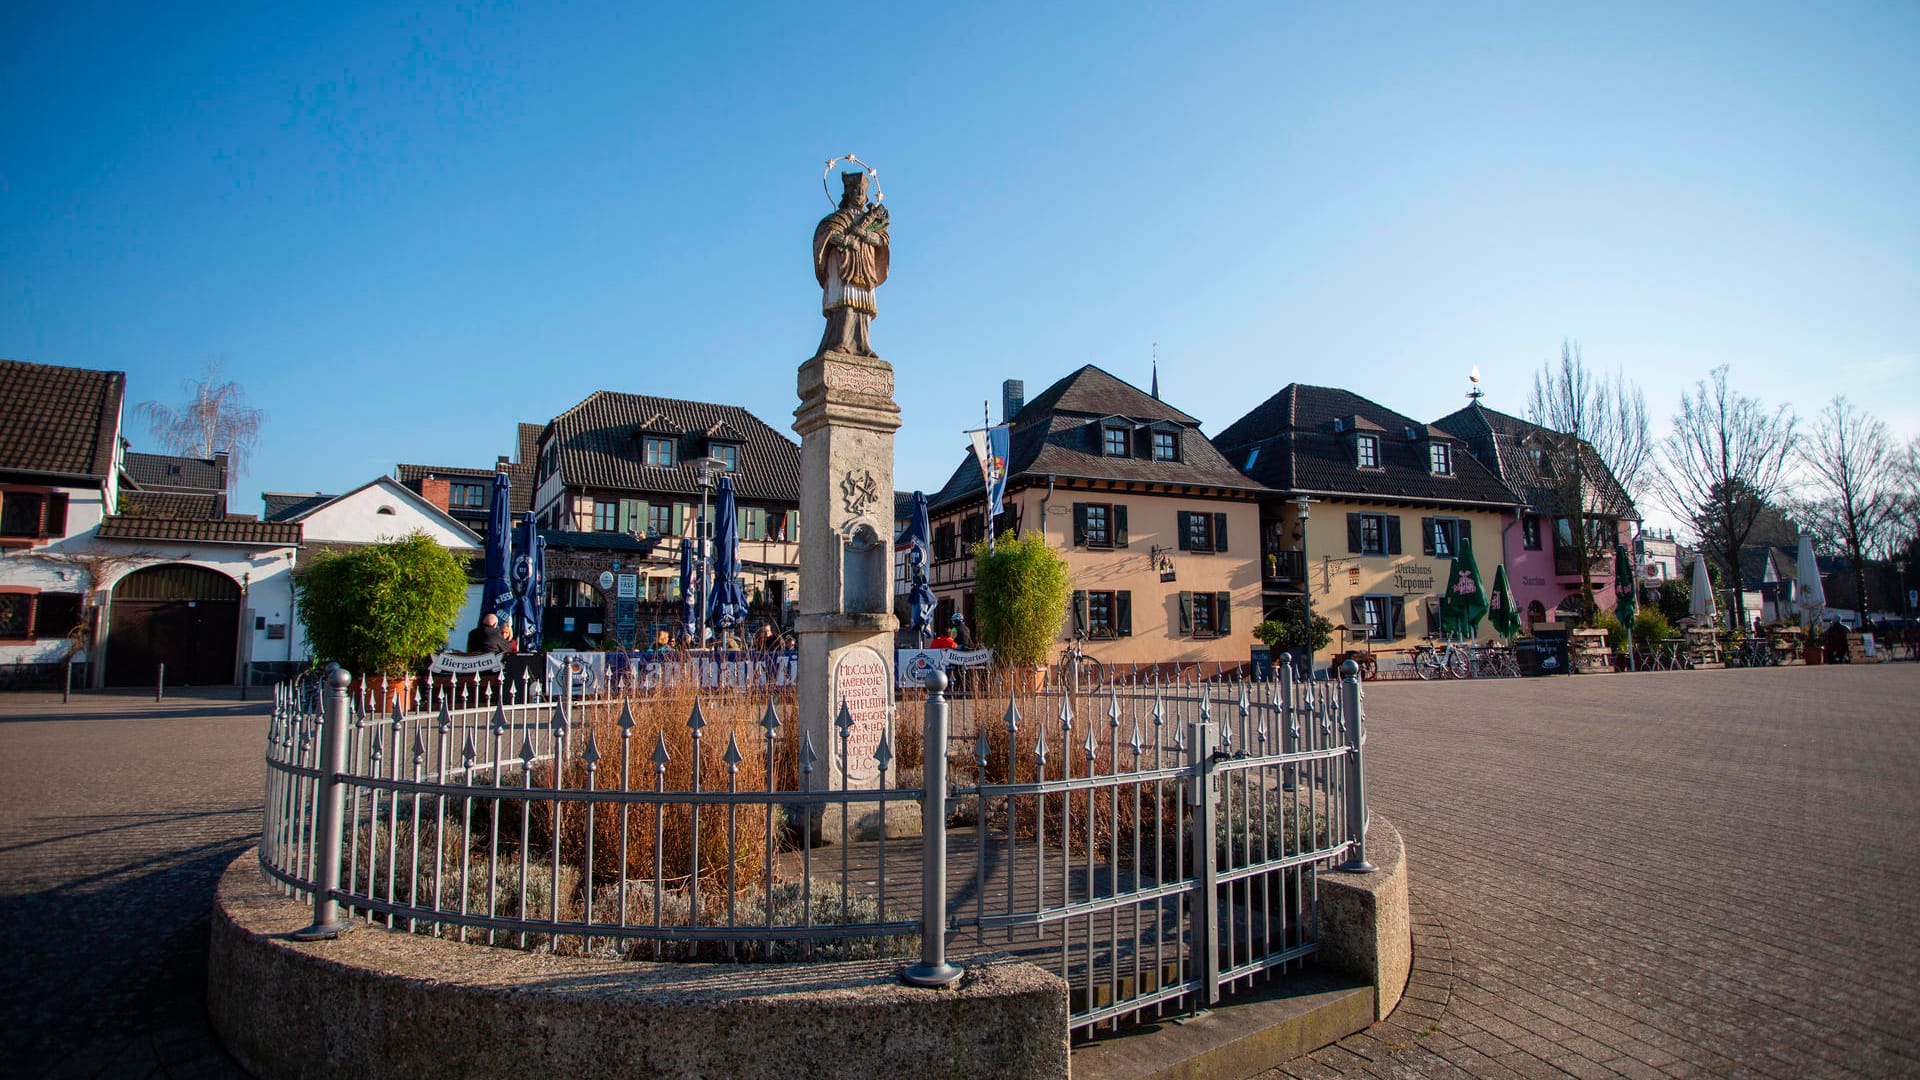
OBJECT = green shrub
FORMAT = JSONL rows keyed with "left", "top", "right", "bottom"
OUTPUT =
{"left": 295, "top": 531, "right": 470, "bottom": 677}
{"left": 972, "top": 531, "right": 1073, "bottom": 669}
{"left": 1633, "top": 608, "right": 1674, "bottom": 643}
{"left": 1657, "top": 578, "right": 1692, "bottom": 625}
{"left": 1594, "top": 611, "right": 1627, "bottom": 651}
{"left": 1253, "top": 598, "right": 1333, "bottom": 654}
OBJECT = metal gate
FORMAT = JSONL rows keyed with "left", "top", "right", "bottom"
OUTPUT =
{"left": 950, "top": 670, "right": 1364, "bottom": 1035}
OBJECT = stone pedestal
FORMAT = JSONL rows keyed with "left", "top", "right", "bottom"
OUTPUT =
{"left": 793, "top": 350, "right": 911, "bottom": 841}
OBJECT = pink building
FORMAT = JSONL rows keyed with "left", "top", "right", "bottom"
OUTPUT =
{"left": 1434, "top": 401, "right": 1638, "bottom": 626}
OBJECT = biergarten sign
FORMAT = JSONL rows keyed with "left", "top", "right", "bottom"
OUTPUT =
{"left": 429, "top": 651, "right": 505, "bottom": 675}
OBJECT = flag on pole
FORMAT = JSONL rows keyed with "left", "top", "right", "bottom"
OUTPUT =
{"left": 968, "top": 424, "right": 1011, "bottom": 518}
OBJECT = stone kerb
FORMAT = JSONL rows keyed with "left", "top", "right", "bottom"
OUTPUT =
{"left": 1314, "top": 817, "right": 1411, "bottom": 1021}
{"left": 209, "top": 851, "right": 1069, "bottom": 1080}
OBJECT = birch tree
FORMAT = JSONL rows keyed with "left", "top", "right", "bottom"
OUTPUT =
{"left": 132, "top": 364, "right": 265, "bottom": 486}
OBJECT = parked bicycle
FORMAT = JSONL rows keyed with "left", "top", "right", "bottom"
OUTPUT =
{"left": 1055, "top": 632, "right": 1104, "bottom": 691}
{"left": 1410, "top": 636, "right": 1468, "bottom": 681}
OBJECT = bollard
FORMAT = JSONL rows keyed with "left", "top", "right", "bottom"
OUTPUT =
{"left": 156, "top": 663, "right": 165, "bottom": 703}
{"left": 902, "top": 668, "right": 962, "bottom": 988}
{"left": 1338, "top": 660, "right": 1376, "bottom": 872}
{"left": 63, "top": 658, "right": 72, "bottom": 705}
{"left": 293, "top": 666, "right": 356, "bottom": 940}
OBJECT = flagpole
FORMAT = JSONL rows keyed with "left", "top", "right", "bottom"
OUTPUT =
{"left": 984, "top": 401, "right": 996, "bottom": 554}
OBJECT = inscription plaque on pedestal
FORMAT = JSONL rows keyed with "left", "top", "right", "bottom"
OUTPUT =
{"left": 833, "top": 645, "right": 891, "bottom": 783}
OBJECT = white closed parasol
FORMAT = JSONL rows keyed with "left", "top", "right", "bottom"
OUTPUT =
{"left": 1689, "top": 552, "right": 1717, "bottom": 627}
{"left": 1794, "top": 534, "right": 1826, "bottom": 629}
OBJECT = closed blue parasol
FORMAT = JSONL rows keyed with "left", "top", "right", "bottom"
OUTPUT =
{"left": 904, "top": 490, "right": 936, "bottom": 644}
{"left": 511, "top": 512, "right": 544, "bottom": 652}
{"left": 481, "top": 472, "right": 515, "bottom": 628}
{"left": 678, "top": 531, "right": 698, "bottom": 643}
{"left": 707, "top": 476, "right": 750, "bottom": 635}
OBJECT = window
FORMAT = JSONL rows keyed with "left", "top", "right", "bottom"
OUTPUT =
{"left": 1152, "top": 431, "right": 1178, "bottom": 461}
{"left": 1103, "top": 426, "right": 1130, "bottom": 457}
{"left": 933, "top": 522, "right": 956, "bottom": 561}
{"left": 1350, "top": 594, "right": 1405, "bottom": 642}
{"left": 1346, "top": 512, "right": 1401, "bottom": 556}
{"left": 450, "top": 483, "right": 486, "bottom": 508}
{"left": 647, "top": 504, "right": 673, "bottom": 535}
{"left": 1177, "top": 591, "right": 1233, "bottom": 638}
{"left": 1428, "top": 442, "right": 1453, "bottom": 475}
{"left": 1177, "top": 510, "right": 1229, "bottom": 553}
{"left": 713, "top": 444, "right": 740, "bottom": 472}
{"left": 0, "top": 590, "right": 82, "bottom": 642}
{"left": 1072, "top": 590, "right": 1132, "bottom": 639}
{"left": 619, "top": 499, "right": 647, "bottom": 535}
{"left": 1553, "top": 516, "right": 1616, "bottom": 574}
{"left": 766, "top": 508, "right": 796, "bottom": 541}
{"left": 587, "top": 500, "right": 613, "bottom": 532}
{"left": 1072, "top": 503, "right": 1127, "bottom": 549}
{"left": 1522, "top": 514, "right": 1542, "bottom": 551}
{"left": 1422, "top": 516, "right": 1472, "bottom": 557}
{"left": 739, "top": 506, "right": 765, "bottom": 541}
{"left": 1244, "top": 447, "right": 1260, "bottom": 470}
{"left": 0, "top": 490, "right": 67, "bottom": 543}
{"left": 1356, "top": 435, "right": 1380, "bottom": 469}
{"left": 644, "top": 437, "right": 676, "bottom": 467}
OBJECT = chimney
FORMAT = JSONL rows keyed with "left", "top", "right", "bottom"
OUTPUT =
{"left": 419, "top": 476, "right": 452, "bottom": 511}
{"left": 213, "top": 450, "right": 230, "bottom": 491}
{"left": 1002, "top": 379, "right": 1025, "bottom": 423}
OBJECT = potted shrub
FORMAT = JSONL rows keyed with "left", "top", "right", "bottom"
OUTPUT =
{"left": 972, "top": 531, "right": 1073, "bottom": 690}
{"left": 294, "top": 531, "right": 471, "bottom": 706}
{"left": 1253, "top": 598, "right": 1333, "bottom": 677}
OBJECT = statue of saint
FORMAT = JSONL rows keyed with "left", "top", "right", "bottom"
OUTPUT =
{"left": 813, "top": 170, "right": 890, "bottom": 357}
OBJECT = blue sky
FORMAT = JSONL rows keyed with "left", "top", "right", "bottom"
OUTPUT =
{"left": 3, "top": 2, "right": 1915, "bottom": 529}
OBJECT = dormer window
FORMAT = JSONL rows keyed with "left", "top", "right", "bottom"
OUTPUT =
{"left": 713, "top": 444, "right": 740, "bottom": 472}
{"left": 1103, "top": 426, "right": 1130, "bottom": 457}
{"left": 644, "top": 437, "right": 676, "bottom": 468}
{"left": 1428, "top": 442, "right": 1453, "bottom": 476}
{"left": 1356, "top": 434, "right": 1380, "bottom": 469}
{"left": 1152, "top": 431, "right": 1179, "bottom": 461}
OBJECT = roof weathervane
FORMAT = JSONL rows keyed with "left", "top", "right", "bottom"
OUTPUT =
{"left": 1467, "top": 364, "right": 1484, "bottom": 401}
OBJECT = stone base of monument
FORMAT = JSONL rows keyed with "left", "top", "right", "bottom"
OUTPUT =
{"left": 804, "top": 800, "right": 922, "bottom": 845}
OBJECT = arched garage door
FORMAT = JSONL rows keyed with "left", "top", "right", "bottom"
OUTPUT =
{"left": 106, "top": 564, "right": 241, "bottom": 687}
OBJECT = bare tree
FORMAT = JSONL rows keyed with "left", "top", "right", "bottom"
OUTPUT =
{"left": 1794, "top": 398, "right": 1910, "bottom": 627}
{"left": 1647, "top": 366, "right": 1797, "bottom": 629}
{"left": 1526, "top": 341, "right": 1651, "bottom": 622}
{"left": 132, "top": 363, "right": 265, "bottom": 485}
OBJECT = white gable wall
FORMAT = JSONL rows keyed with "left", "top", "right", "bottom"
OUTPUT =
{"left": 299, "top": 479, "right": 480, "bottom": 550}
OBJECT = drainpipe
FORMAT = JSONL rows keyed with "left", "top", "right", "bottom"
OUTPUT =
{"left": 1038, "top": 475, "right": 1056, "bottom": 543}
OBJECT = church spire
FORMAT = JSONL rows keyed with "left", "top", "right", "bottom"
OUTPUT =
{"left": 1151, "top": 342, "right": 1160, "bottom": 400}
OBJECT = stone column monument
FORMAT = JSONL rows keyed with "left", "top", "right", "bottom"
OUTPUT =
{"left": 794, "top": 160, "right": 905, "bottom": 840}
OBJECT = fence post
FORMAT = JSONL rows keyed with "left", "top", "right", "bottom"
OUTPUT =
{"left": 1279, "top": 662, "right": 1296, "bottom": 792}
{"left": 293, "top": 666, "right": 356, "bottom": 941}
{"left": 1338, "top": 660, "right": 1376, "bottom": 872}
{"left": 1188, "top": 715, "right": 1220, "bottom": 1005}
{"left": 156, "top": 663, "right": 164, "bottom": 703}
{"left": 903, "top": 668, "right": 962, "bottom": 987}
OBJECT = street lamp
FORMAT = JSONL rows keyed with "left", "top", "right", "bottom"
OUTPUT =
{"left": 687, "top": 456, "right": 727, "bottom": 647}
{"left": 1293, "top": 495, "right": 1318, "bottom": 676}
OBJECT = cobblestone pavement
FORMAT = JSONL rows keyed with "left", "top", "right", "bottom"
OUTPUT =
{"left": 0, "top": 689, "right": 263, "bottom": 1078}
{"left": 4, "top": 669, "right": 1917, "bottom": 1078}
{"left": 1262, "top": 663, "right": 1920, "bottom": 1080}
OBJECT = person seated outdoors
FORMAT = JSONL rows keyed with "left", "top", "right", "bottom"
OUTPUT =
{"left": 928, "top": 626, "right": 959, "bottom": 650}
{"left": 948, "top": 613, "right": 973, "bottom": 649}
{"left": 466, "top": 613, "right": 513, "bottom": 654}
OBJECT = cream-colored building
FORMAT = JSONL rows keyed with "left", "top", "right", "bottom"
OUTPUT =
{"left": 1213, "top": 384, "right": 1523, "bottom": 668}
{"left": 921, "top": 367, "right": 1267, "bottom": 668}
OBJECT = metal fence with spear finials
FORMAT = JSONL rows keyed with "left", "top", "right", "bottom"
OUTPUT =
{"left": 261, "top": 661, "right": 1370, "bottom": 1037}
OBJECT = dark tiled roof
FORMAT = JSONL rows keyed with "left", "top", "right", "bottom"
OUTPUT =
{"left": 1738, "top": 545, "right": 1798, "bottom": 590}
{"left": 1432, "top": 402, "right": 1637, "bottom": 519}
{"left": 540, "top": 529, "right": 660, "bottom": 553}
{"left": 517, "top": 423, "right": 543, "bottom": 465}
{"left": 0, "top": 359, "right": 125, "bottom": 479}
{"left": 123, "top": 450, "right": 223, "bottom": 492}
{"left": 547, "top": 392, "right": 800, "bottom": 503}
{"left": 394, "top": 462, "right": 535, "bottom": 518}
{"left": 1214, "top": 385, "right": 1518, "bottom": 508}
{"left": 263, "top": 492, "right": 335, "bottom": 522}
{"left": 396, "top": 463, "right": 495, "bottom": 484}
{"left": 929, "top": 366, "right": 1264, "bottom": 513}
{"left": 121, "top": 492, "right": 222, "bottom": 519}
{"left": 96, "top": 515, "right": 301, "bottom": 546}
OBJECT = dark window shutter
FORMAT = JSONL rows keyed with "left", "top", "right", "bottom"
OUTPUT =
{"left": 1347, "top": 514, "right": 1362, "bottom": 553}
{"left": 1114, "top": 505, "right": 1129, "bottom": 548}
{"left": 1072, "top": 591, "right": 1089, "bottom": 636}
{"left": 1350, "top": 597, "right": 1366, "bottom": 627}
{"left": 34, "top": 593, "right": 82, "bottom": 638}
{"left": 1214, "top": 512, "right": 1229, "bottom": 553}
{"left": 1178, "top": 591, "right": 1193, "bottom": 635}
{"left": 1216, "top": 591, "right": 1232, "bottom": 635}
{"left": 1459, "top": 518, "right": 1472, "bottom": 544}
{"left": 1178, "top": 511, "right": 1193, "bottom": 551}
{"left": 1386, "top": 515, "right": 1403, "bottom": 555}
{"left": 45, "top": 494, "right": 69, "bottom": 538}
{"left": 1116, "top": 591, "right": 1132, "bottom": 636}
{"left": 1390, "top": 596, "right": 1407, "bottom": 640}
{"left": 1421, "top": 517, "right": 1435, "bottom": 555}
{"left": 1073, "top": 503, "right": 1088, "bottom": 547}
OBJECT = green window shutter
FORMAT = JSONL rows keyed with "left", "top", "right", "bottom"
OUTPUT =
{"left": 1459, "top": 518, "right": 1472, "bottom": 544}
{"left": 1216, "top": 591, "right": 1232, "bottom": 634}
{"left": 1214, "top": 512, "right": 1229, "bottom": 553}
{"left": 672, "top": 503, "right": 688, "bottom": 535}
{"left": 1073, "top": 503, "right": 1088, "bottom": 546}
{"left": 1390, "top": 596, "right": 1407, "bottom": 640}
{"left": 1178, "top": 511, "right": 1193, "bottom": 551}
{"left": 1386, "top": 515, "right": 1403, "bottom": 555}
{"left": 1072, "top": 591, "right": 1089, "bottom": 636}
{"left": 1347, "top": 513, "right": 1362, "bottom": 553}
{"left": 1178, "top": 591, "right": 1193, "bottom": 635}
{"left": 789, "top": 507, "right": 799, "bottom": 541}
{"left": 1116, "top": 591, "right": 1132, "bottom": 636}
{"left": 1422, "top": 517, "right": 1435, "bottom": 556}
{"left": 1114, "top": 504, "right": 1129, "bottom": 548}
